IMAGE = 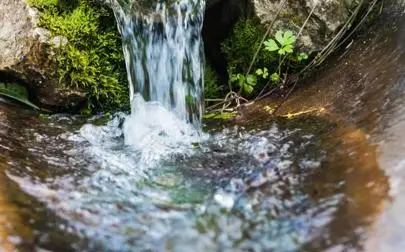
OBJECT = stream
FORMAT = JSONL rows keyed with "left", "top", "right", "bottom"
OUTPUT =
{"left": 1, "top": 1, "right": 405, "bottom": 252}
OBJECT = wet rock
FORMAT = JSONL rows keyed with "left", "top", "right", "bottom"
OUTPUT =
{"left": 251, "top": 0, "right": 364, "bottom": 50}
{"left": 205, "top": 0, "right": 367, "bottom": 51}
{"left": 0, "top": 0, "right": 86, "bottom": 110}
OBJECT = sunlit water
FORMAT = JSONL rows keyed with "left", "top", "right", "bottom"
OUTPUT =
{"left": 0, "top": 100, "right": 389, "bottom": 251}
{"left": 2, "top": 1, "right": 405, "bottom": 252}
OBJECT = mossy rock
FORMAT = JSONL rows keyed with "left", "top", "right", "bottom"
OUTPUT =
{"left": 203, "top": 112, "right": 237, "bottom": 120}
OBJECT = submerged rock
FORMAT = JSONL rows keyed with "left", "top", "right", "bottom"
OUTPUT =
{"left": 0, "top": 0, "right": 85, "bottom": 110}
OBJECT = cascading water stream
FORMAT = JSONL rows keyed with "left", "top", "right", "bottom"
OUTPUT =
{"left": 1, "top": 1, "right": 405, "bottom": 251}
{"left": 110, "top": 0, "right": 205, "bottom": 131}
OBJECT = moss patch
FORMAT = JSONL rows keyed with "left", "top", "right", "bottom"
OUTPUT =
{"left": 203, "top": 112, "right": 237, "bottom": 120}
{"left": 29, "top": 0, "right": 129, "bottom": 112}
{"left": 204, "top": 64, "right": 223, "bottom": 100}
{"left": 222, "top": 18, "right": 276, "bottom": 80}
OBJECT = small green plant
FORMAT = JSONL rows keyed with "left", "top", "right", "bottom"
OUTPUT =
{"left": 229, "top": 29, "right": 308, "bottom": 96}
{"left": 255, "top": 67, "right": 269, "bottom": 79}
{"left": 261, "top": 30, "right": 308, "bottom": 86}
{"left": 222, "top": 18, "right": 276, "bottom": 78}
{"left": 230, "top": 73, "right": 257, "bottom": 94}
{"left": 204, "top": 64, "right": 223, "bottom": 99}
{"left": 264, "top": 30, "right": 296, "bottom": 55}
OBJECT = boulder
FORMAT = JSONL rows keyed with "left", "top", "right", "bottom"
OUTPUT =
{"left": 206, "top": 0, "right": 366, "bottom": 51}
{"left": 0, "top": 0, "right": 86, "bottom": 110}
{"left": 251, "top": 0, "right": 364, "bottom": 51}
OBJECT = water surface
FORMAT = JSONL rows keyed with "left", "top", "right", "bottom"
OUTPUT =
{"left": 0, "top": 97, "right": 389, "bottom": 251}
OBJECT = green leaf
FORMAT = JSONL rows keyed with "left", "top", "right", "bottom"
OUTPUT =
{"left": 264, "top": 39, "right": 279, "bottom": 52}
{"left": 256, "top": 68, "right": 269, "bottom": 79}
{"left": 275, "top": 31, "right": 284, "bottom": 45}
{"left": 283, "top": 30, "right": 296, "bottom": 45}
{"left": 230, "top": 74, "right": 240, "bottom": 82}
{"left": 0, "top": 82, "right": 40, "bottom": 110}
{"left": 244, "top": 84, "right": 254, "bottom": 94}
{"left": 262, "top": 67, "right": 269, "bottom": 79}
{"left": 246, "top": 75, "right": 256, "bottom": 86}
{"left": 297, "top": 52, "right": 308, "bottom": 61}
{"left": 256, "top": 69, "right": 263, "bottom": 75}
{"left": 270, "top": 72, "right": 280, "bottom": 82}
{"left": 278, "top": 48, "right": 287, "bottom": 55}
{"left": 284, "top": 44, "right": 294, "bottom": 54}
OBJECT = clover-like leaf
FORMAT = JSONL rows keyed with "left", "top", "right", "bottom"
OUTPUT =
{"left": 256, "top": 69, "right": 263, "bottom": 75}
{"left": 262, "top": 67, "right": 269, "bottom": 79}
{"left": 244, "top": 84, "right": 254, "bottom": 94}
{"left": 270, "top": 72, "right": 280, "bottom": 82}
{"left": 246, "top": 74, "right": 256, "bottom": 86}
{"left": 297, "top": 52, "right": 308, "bottom": 61}
{"left": 264, "top": 39, "right": 279, "bottom": 52}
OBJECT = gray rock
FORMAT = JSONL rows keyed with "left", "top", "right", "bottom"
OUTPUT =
{"left": 0, "top": 0, "right": 86, "bottom": 110}
{"left": 205, "top": 0, "right": 365, "bottom": 51}
{"left": 251, "top": 0, "right": 363, "bottom": 51}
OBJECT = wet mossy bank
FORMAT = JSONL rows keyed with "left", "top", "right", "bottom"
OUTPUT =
{"left": 0, "top": 0, "right": 128, "bottom": 113}
{"left": 203, "top": 0, "right": 380, "bottom": 108}
{"left": 0, "top": 0, "right": 378, "bottom": 113}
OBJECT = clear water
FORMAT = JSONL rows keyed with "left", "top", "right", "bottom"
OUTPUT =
{"left": 0, "top": 102, "right": 389, "bottom": 251}
{"left": 110, "top": 0, "right": 205, "bottom": 128}
{"left": 2, "top": 1, "right": 405, "bottom": 252}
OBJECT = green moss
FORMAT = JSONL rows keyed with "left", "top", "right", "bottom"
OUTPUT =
{"left": 203, "top": 112, "right": 237, "bottom": 120}
{"left": 29, "top": 0, "right": 129, "bottom": 112}
{"left": 204, "top": 64, "right": 223, "bottom": 100}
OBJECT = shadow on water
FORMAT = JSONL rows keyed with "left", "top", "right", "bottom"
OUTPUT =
{"left": 239, "top": 4, "right": 405, "bottom": 251}
{"left": 0, "top": 96, "right": 390, "bottom": 251}
{"left": 0, "top": 100, "right": 104, "bottom": 252}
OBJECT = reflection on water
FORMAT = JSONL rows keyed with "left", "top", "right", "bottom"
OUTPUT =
{"left": 245, "top": 8, "right": 405, "bottom": 252}
{"left": 0, "top": 102, "right": 31, "bottom": 252}
{"left": 0, "top": 98, "right": 389, "bottom": 251}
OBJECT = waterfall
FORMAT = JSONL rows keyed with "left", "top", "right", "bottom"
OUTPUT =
{"left": 110, "top": 0, "right": 205, "bottom": 129}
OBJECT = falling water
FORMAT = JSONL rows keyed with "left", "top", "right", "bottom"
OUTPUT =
{"left": 110, "top": 0, "right": 205, "bottom": 129}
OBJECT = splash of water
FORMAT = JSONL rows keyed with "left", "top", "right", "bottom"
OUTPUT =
{"left": 110, "top": 0, "right": 205, "bottom": 131}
